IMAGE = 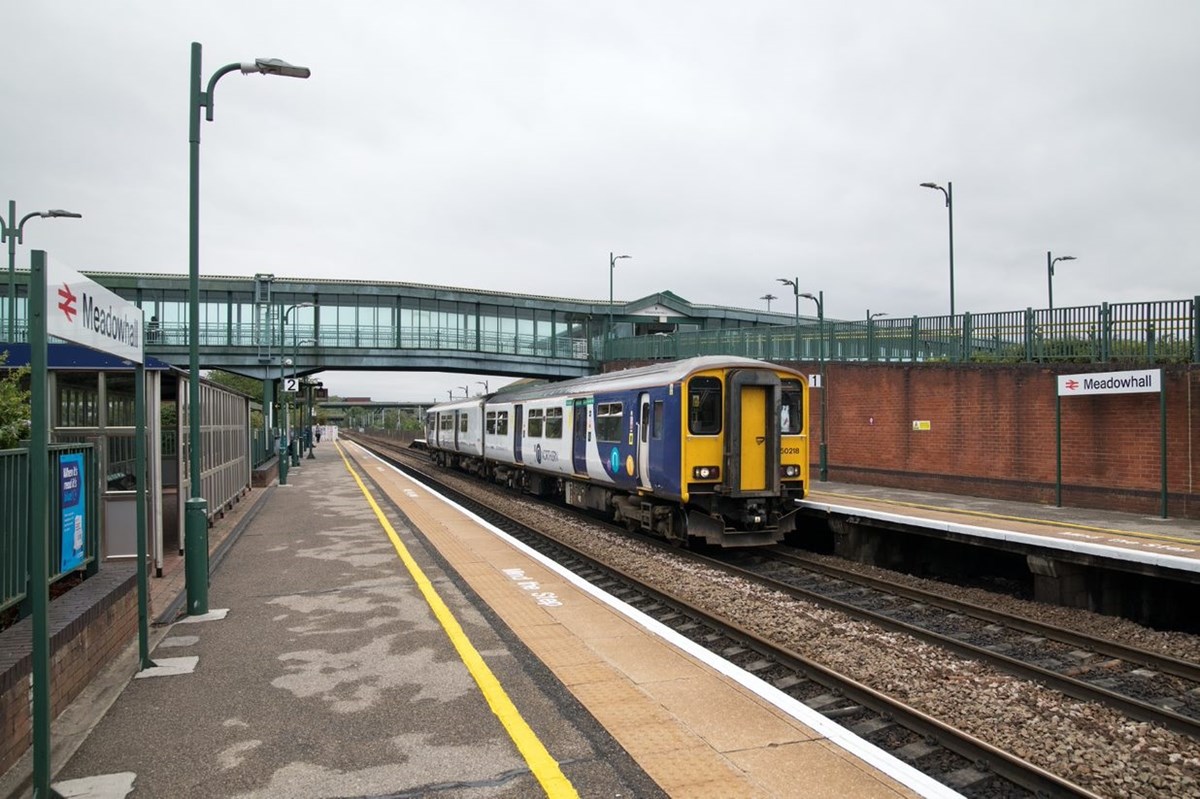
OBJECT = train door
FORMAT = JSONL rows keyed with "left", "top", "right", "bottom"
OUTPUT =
{"left": 636, "top": 393, "right": 651, "bottom": 490}
{"left": 572, "top": 398, "right": 589, "bottom": 474}
{"left": 453, "top": 410, "right": 460, "bottom": 450}
{"left": 726, "top": 369, "right": 780, "bottom": 495}
{"left": 513, "top": 404, "right": 524, "bottom": 463}
{"left": 738, "top": 386, "right": 768, "bottom": 491}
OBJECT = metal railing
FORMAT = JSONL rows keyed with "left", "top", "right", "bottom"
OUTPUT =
{"left": 149, "top": 321, "right": 594, "bottom": 361}
{"left": 608, "top": 297, "right": 1200, "bottom": 364}
{"left": 1, "top": 444, "right": 99, "bottom": 617}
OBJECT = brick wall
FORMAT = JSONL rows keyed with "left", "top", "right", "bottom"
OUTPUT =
{"left": 811, "top": 362, "right": 1198, "bottom": 518}
{"left": 0, "top": 566, "right": 136, "bottom": 775}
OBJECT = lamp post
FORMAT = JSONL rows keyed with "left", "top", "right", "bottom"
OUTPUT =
{"left": 867, "top": 311, "right": 886, "bottom": 361}
{"left": 458, "top": 385, "right": 471, "bottom": 397}
{"left": 920, "top": 181, "right": 955, "bottom": 318}
{"left": 306, "top": 379, "right": 322, "bottom": 459}
{"left": 1047, "top": 252, "right": 1076, "bottom": 310}
{"left": 760, "top": 293, "right": 777, "bottom": 312}
{"left": 776, "top": 277, "right": 800, "bottom": 359}
{"left": 476, "top": 379, "right": 489, "bottom": 393}
{"left": 1, "top": 202, "right": 82, "bottom": 342}
{"left": 281, "top": 302, "right": 314, "bottom": 464}
{"left": 608, "top": 252, "right": 631, "bottom": 343}
{"left": 290, "top": 337, "right": 317, "bottom": 466}
{"left": 800, "top": 290, "right": 827, "bottom": 482}
{"left": 187, "top": 42, "right": 310, "bottom": 616}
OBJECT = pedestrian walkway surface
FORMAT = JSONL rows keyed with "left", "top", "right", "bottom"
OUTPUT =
{"left": 42, "top": 447, "right": 659, "bottom": 798}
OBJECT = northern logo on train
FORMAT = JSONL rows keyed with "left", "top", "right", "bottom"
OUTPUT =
{"left": 535, "top": 443, "right": 543, "bottom": 464}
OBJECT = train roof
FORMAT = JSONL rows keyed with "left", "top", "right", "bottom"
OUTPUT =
{"left": 480, "top": 356, "right": 802, "bottom": 405}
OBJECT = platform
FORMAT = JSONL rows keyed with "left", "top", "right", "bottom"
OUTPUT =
{"left": 30, "top": 442, "right": 954, "bottom": 799}
{"left": 803, "top": 481, "right": 1200, "bottom": 572}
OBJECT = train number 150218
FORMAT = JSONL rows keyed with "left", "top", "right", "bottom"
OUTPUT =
{"left": 780, "top": 447, "right": 801, "bottom": 455}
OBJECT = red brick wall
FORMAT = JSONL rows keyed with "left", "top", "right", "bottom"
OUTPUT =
{"left": 0, "top": 571, "right": 136, "bottom": 776}
{"left": 812, "top": 362, "right": 1198, "bottom": 518}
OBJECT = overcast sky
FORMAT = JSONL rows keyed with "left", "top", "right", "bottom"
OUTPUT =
{"left": 5, "top": 2, "right": 1198, "bottom": 402}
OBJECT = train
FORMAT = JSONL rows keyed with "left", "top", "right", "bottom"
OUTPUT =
{"left": 424, "top": 356, "right": 810, "bottom": 547}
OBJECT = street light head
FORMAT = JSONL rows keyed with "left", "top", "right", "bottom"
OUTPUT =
{"left": 1060, "top": 256, "right": 1076, "bottom": 262}
{"left": 42, "top": 209, "right": 82, "bottom": 219}
{"left": 243, "top": 58, "right": 312, "bottom": 79}
{"left": 799, "top": 292, "right": 816, "bottom": 301}
{"left": 919, "top": 182, "right": 940, "bottom": 189}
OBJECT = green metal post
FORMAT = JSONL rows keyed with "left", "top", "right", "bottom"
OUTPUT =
{"left": 134, "top": 361, "right": 155, "bottom": 669}
{"left": 817, "top": 291, "right": 827, "bottom": 481}
{"left": 28, "top": 250, "right": 52, "bottom": 797}
{"left": 1193, "top": 296, "right": 1199, "bottom": 364}
{"left": 1161, "top": 386, "right": 1168, "bottom": 519}
{"left": 4, "top": 201, "right": 14, "bottom": 343}
{"left": 1055, "top": 394, "right": 1062, "bottom": 508}
{"left": 186, "top": 41, "right": 210, "bottom": 616}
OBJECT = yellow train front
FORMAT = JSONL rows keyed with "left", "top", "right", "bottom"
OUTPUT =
{"left": 612, "top": 356, "right": 809, "bottom": 546}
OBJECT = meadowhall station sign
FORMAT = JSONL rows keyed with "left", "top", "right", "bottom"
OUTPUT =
{"left": 1056, "top": 368, "right": 1162, "bottom": 397}
{"left": 45, "top": 260, "right": 143, "bottom": 364}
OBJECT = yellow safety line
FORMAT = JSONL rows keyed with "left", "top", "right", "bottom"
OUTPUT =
{"left": 811, "top": 490, "right": 1200, "bottom": 548}
{"left": 335, "top": 442, "right": 579, "bottom": 799}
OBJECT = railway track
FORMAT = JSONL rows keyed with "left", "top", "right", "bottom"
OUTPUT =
{"left": 347, "top": 434, "right": 1105, "bottom": 798}
{"left": 721, "top": 547, "right": 1200, "bottom": 741}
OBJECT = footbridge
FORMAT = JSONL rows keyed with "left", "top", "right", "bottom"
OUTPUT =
{"left": 39, "top": 271, "right": 791, "bottom": 381}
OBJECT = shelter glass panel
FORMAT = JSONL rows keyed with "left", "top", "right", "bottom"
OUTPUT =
{"left": 57, "top": 373, "right": 100, "bottom": 428}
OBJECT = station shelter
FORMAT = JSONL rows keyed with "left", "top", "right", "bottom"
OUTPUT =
{"left": 1, "top": 343, "right": 253, "bottom": 576}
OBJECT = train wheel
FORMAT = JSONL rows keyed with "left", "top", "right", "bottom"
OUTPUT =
{"left": 666, "top": 509, "right": 689, "bottom": 547}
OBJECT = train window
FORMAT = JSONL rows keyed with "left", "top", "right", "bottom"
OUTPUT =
{"left": 545, "top": 407, "right": 563, "bottom": 438}
{"left": 496, "top": 411, "right": 509, "bottom": 436}
{"left": 781, "top": 380, "right": 804, "bottom": 434}
{"left": 596, "top": 402, "right": 623, "bottom": 442}
{"left": 439, "top": 413, "right": 453, "bottom": 431}
{"left": 688, "top": 377, "right": 722, "bottom": 435}
{"left": 459, "top": 413, "right": 469, "bottom": 433}
{"left": 486, "top": 411, "right": 497, "bottom": 434}
{"left": 652, "top": 400, "right": 664, "bottom": 439}
{"left": 528, "top": 408, "right": 544, "bottom": 437}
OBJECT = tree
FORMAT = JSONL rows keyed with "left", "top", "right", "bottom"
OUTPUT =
{"left": 0, "top": 351, "right": 31, "bottom": 449}
{"left": 205, "top": 369, "right": 264, "bottom": 402}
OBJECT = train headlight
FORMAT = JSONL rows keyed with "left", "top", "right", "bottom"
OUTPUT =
{"left": 781, "top": 464, "right": 801, "bottom": 478}
{"left": 692, "top": 465, "right": 720, "bottom": 480}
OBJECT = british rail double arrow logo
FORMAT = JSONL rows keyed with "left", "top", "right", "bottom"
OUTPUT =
{"left": 57, "top": 283, "right": 78, "bottom": 322}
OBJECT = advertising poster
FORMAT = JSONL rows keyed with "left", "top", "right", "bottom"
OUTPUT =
{"left": 60, "top": 452, "right": 86, "bottom": 573}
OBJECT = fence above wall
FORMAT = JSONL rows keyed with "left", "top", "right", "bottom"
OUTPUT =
{"left": 607, "top": 297, "right": 1200, "bottom": 365}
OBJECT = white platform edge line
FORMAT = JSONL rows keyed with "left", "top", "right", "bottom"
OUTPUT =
{"left": 350, "top": 442, "right": 964, "bottom": 799}
{"left": 803, "top": 500, "right": 1200, "bottom": 573}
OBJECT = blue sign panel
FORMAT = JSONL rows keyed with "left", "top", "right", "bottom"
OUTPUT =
{"left": 60, "top": 453, "right": 86, "bottom": 573}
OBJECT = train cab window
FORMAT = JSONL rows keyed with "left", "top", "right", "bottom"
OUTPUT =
{"left": 596, "top": 402, "right": 623, "bottom": 442}
{"left": 781, "top": 380, "right": 804, "bottom": 434}
{"left": 528, "top": 408, "right": 544, "bottom": 437}
{"left": 688, "top": 377, "right": 722, "bottom": 435}
{"left": 652, "top": 400, "right": 664, "bottom": 440}
{"left": 545, "top": 407, "right": 563, "bottom": 438}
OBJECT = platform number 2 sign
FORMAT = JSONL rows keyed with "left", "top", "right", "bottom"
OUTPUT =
{"left": 285, "top": 378, "right": 299, "bottom": 392}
